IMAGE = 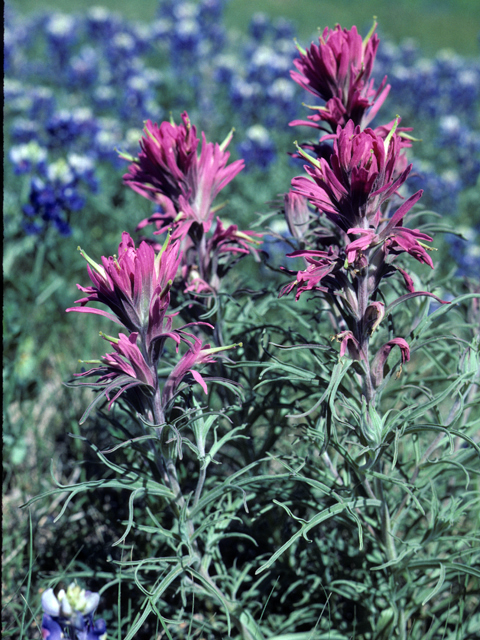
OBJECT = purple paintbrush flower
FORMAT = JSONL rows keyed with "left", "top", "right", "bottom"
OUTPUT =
{"left": 345, "top": 190, "right": 434, "bottom": 268}
{"left": 371, "top": 337, "right": 411, "bottom": 386}
{"left": 67, "top": 232, "right": 194, "bottom": 359}
{"left": 290, "top": 23, "right": 390, "bottom": 130}
{"left": 162, "top": 336, "right": 234, "bottom": 409}
{"left": 292, "top": 119, "right": 411, "bottom": 232}
{"left": 123, "top": 112, "right": 244, "bottom": 239}
{"left": 73, "top": 331, "right": 157, "bottom": 414}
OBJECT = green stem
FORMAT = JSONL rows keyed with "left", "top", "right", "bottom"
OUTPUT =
{"left": 193, "top": 464, "right": 207, "bottom": 508}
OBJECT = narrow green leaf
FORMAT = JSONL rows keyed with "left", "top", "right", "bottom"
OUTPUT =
{"left": 113, "top": 488, "right": 143, "bottom": 547}
{"left": 255, "top": 498, "right": 381, "bottom": 574}
{"left": 422, "top": 563, "right": 447, "bottom": 606}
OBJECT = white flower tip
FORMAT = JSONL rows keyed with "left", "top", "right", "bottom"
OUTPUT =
{"left": 84, "top": 591, "right": 100, "bottom": 614}
{"left": 41, "top": 588, "right": 60, "bottom": 617}
{"left": 61, "top": 598, "right": 73, "bottom": 616}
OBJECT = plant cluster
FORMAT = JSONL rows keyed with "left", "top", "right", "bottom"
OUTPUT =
{"left": 3, "top": 3, "right": 480, "bottom": 640}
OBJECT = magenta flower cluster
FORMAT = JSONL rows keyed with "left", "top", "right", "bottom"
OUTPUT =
{"left": 290, "top": 24, "right": 390, "bottom": 132}
{"left": 67, "top": 232, "right": 235, "bottom": 426}
{"left": 282, "top": 23, "right": 445, "bottom": 393}
{"left": 123, "top": 111, "right": 261, "bottom": 295}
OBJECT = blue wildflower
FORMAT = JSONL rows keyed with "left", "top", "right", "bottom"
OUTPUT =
{"left": 9, "top": 141, "right": 48, "bottom": 175}
{"left": 41, "top": 583, "right": 107, "bottom": 640}
{"left": 237, "top": 125, "right": 276, "bottom": 169}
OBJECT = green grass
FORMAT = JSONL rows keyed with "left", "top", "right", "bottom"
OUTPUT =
{"left": 11, "top": 0, "right": 480, "bottom": 56}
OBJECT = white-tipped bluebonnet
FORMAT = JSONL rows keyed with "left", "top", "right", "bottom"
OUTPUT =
{"left": 9, "top": 141, "right": 47, "bottom": 175}
{"left": 237, "top": 125, "right": 276, "bottom": 170}
{"left": 213, "top": 53, "right": 238, "bottom": 85}
{"left": 230, "top": 78, "right": 263, "bottom": 124}
{"left": 92, "top": 119, "right": 124, "bottom": 166}
{"left": 67, "top": 45, "right": 100, "bottom": 89}
{"left": 67, "top": 154, "right": 99, "bottom": 192}
{"left": 266, "top": 77, "right": 298, "bottom": 127}
{"left": 5, "top": 84, "right": 56, "bottom": 123}
{"left": 272, "top": 17, "right": 295, "bottom": 40}
{"left": 85, "top": 6, "right": 123, "bottom": 42}
{"left": 249, "top": 13, "right": 271, "bottom": 41}
{"left": 21, "top": 155, "right": 99, "bottom": 236}
{"left": 10, "top": 117, "right": 42, "bottom": 144}
{"left": 247, "top": 45, "right": 291, "bottom": 85}
{"left": 28, "top": 86, "right": 57, "bottom": 120}
{"left": 447, "top": 225, "right": 480, "bottom": 278}
{"left": 149, "top": 17, "right": 172, "bottom": 42}
{"left": 45, "top": 108, "right": 99, "bottom": 151}
{"left": 408, "top": 163, "right": 462, "bottom": 214}
{"left": 198, "top": 0, "right": 226, "bottom": 46}
{"left": 41, "top": 583, "right": 107, "bottom": 640}
{"left": 120, "top": 73, "right": 163, "bottom": 124}
{"left": 45, "top": 13, "right": 79, "bottom": 72}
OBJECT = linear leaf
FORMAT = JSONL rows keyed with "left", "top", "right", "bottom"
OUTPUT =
{"left": 421, "top": 563, "right": 446, "bottom": 606}
{"left": 255, "top": 498, "right": 381, "bottom": 574}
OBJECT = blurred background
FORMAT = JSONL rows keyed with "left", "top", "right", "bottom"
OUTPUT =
{"left": 12, "top": 0, "right": 480, "bottom": 56}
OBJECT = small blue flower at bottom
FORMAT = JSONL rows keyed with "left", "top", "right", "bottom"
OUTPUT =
{"left": 41, "top": 583, "right": 107, "bottom": 640}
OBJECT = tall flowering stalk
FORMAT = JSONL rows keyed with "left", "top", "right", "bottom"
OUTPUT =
{"left": 65, "top": 230, "right": 266, "bottom": 640}
{"left": 278, "top": 23, "right": 450, "bottom": 639}
{"left": 282, "top": 30, "right": 444, "bottom": 404}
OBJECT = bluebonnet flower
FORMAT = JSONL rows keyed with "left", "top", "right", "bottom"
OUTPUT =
{"left": 447, "top": 225, "right": 480, "bottom": 278}
{"left": 92, "top": 119, "right": 124, "bottom": 166}
{"left": 157, "top": 0, "right": 178, "bottom": 20}
{"left": 436, "top": 117, "right": 480, "bottom": 188}
{"left": 85, "top": 6, "right": 123, "bottom": 42}
{"left": 27, "top": 86, "right": 57, "bottom": 120}
{"left": 249, "top": 13, "right": 272, "bottom": 41}
{"left": 213, "top": 53, "right": 238, "bottom": 85}
{"left": 149, "top": 17, "right": 172, "bottom": 43}
{"left": 21, "top": 156, "right": 97, "bottom": 236}
{"left": 273, "top": 17, "right": 295, "bottom": 40}
{"left": 92, "top": 85, "right": 117, "bottom": 112}
{"left": 230, "top": 78, "right": 263, "bottom": 124}
{"left": 4, "top": 79, "right": 27, "bottom": 115}
{"left": 10, "top": 117, "right": 42, "bottom": 144}
{"left": 172, "top": 17, "right": 201, "bottom": 58}
{"left": 198, "top": 0, "right": 226, "bottom": 46}
{"left": 67, "top": 45, "right": 100, "bottom": 89}
{"left": 4, "top": 25, "right": 24, "bottom": 74}
{"left": 119, "top": 73, "right": 163, "bottom": 124}
{"left": 41, "top": 583, "right": 107, "bottom": 640}
{"left": 45, "top": 13, "right": 78, "bottom": 72}
{"left": 104, "top": 32, "right": 144, "bottom": 82}
{"left": 5, "top": 84, "right": 56, "bottom": 124}
{"left": 246, "top": 44, "right": 291, "bottom": 85}
{"left": 266, "top": 77, "right": 298, "bottom": 127}
{"left": 9, "top": 141, "right": 47, "bottom": 175}
{"left": 408, "top": 164, "right": 462, "bottom": 214}
{"left": 67, "top": 154, "right": 99, "bottom": 192}
{"left": 237, "top": 125, "right": 276, "bottom": 170}
{"left": 45, "top": 108, "right": 99, "bottom": 151}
